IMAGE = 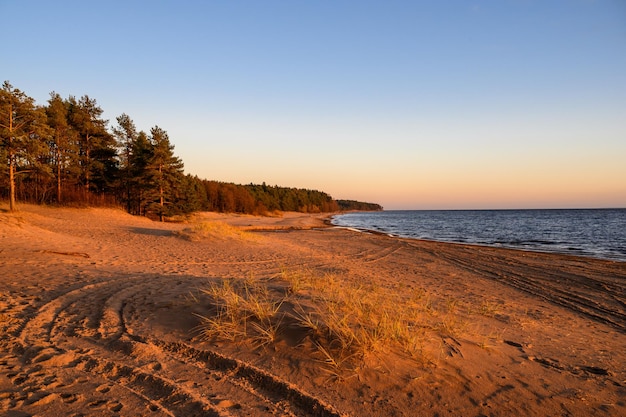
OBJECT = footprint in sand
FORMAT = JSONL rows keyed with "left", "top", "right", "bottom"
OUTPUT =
{"left": 10, "top": 373, "right": 28, "bottom": 385}
{"left": 24, "top": 391, "right": 57, "bottom": 406}
{"left": 60, "top": 392, "right": 79, "bottom": 404}
{"left": 109, "top": 402, "right": 123, "bottom": 412}
{"left": 88, "top": 399, "right": 108, "bottom": 407}
{"left": 216, "top": 399, "right": 242, "bottom": 410}
{"left": 95, "top": 384, "right": 111, "bottom": 394}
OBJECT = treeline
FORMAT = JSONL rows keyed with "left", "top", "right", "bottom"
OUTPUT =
{"left": 336, "top": 199, "right": 383, "bottom": 211}
{"left": 0, "top": 81, "right": 381, "bottom": 218}
{"left": 180, "top": 180, "right": 340, "bottom": 214}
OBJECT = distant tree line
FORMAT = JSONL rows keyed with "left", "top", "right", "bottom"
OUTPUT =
{"left": 0, "top": 81, "right": 381, "bottom": 218}
{"left": 336, "top": 200, "right": 383, "bottom": 211}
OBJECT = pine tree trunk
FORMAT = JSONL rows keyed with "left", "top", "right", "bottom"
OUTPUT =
{"left": 159, "top": 164, "right": 164, "bottom": 222}
{"left": 84, "top": 135, "right": 90, "bottom": 202}
{"left": 9, "top": 150, "right": 16, "bottom": 212}
{"left": 160, "top": 185, "right": 164, "bottom": 222}
{"left": 8, "top": 107, "right": 16, "bottom": 212}
{"left": 56, "top": 148, "right": 62, "bottom": 203}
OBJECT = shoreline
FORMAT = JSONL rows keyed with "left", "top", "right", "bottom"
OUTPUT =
{"left": 1, "top": 205, "right": 625, "bottom": 416}
{"left": 330, "top": 210, "right": 626, "bottom": 263}
{"left": 334, "top": 224, "right": 626, "bottom": 265}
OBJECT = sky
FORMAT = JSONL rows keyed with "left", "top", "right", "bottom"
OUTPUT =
{"left": 2, "top": 0, "right": 625, "bottom": 210}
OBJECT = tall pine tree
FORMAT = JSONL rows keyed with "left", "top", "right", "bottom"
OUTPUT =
{"left": 0, "top": 81, "right": 50, "bottom": 211}
{"left": 147, "top": 126, "right": 184, "bottom": 221}
{"left": 46, "top": 92, "right": 79, "bottom": 203}
{"left": 113, "top": 113, "right": 138, "bottom": 212}
{"left": 130, "top": 130, "right": 153, "bottom": 215}
{"left": 67, "top": 95, "right": 116, "bottom": 201}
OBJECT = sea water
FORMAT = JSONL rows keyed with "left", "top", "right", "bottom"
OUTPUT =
{"left": 331, "top": 209, "right": 626, "bottom": 262}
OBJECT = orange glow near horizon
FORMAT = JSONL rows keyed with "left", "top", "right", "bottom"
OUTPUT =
{"left": 302, "top": 157, "right": 626, "bottom": 210}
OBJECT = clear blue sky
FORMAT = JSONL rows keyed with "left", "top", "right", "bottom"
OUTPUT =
{"left": 2, "top": 0, "right": 625, "bottom": 209}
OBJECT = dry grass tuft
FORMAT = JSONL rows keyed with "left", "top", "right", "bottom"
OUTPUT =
{"left": 195, "top": 268, "right": 471, "bottom": 378}
{"left": 194, "top": 278, "right": 286, "bottom": 343}
{"left": 477, "top": 300, "right": 500, "bottom": 317}
{"left": 175, "top": 221, "right": 258, "bottom": 241}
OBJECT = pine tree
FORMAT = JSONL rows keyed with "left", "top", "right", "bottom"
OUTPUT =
{"left": 46, "top": 92, "right": 79, "bottom": 203}
{"left": 67, "top": 95, "right": 116, "bottom": 201}
{"left": 147, "top": 126, "right": 184, "bottom": 221}
{"left": 113, "top": 113, "right": 138, "bottom": 212}
{"left": 0, "top": 81, "right": 50, "bottom": 211}
{"left": 130, "top": 130, "right": 153, "bottom": 215}
{"left": 174, "top": 174, "right": 206, "bottom": 214}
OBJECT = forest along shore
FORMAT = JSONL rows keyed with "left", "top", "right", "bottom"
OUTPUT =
{"left": 3, "top": 83, "right": 382, "bottom": 218}
{"left": 1, "top": 204, "right": 625, "bottom": 417}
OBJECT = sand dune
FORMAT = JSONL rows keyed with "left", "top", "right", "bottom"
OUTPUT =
{"left": 1, "top": 204, "right": 625, "bottom": 416}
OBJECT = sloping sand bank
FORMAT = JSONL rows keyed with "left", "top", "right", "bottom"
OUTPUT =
{"left": 1, "top": 205, "right": 625, "bottom": 416}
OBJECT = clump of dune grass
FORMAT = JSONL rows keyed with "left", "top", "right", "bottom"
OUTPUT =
{"left": 194, "top": 278, "right": 286, "bottom": 344}
{"left": 476, "top": 300, "right": 500, "bottom": 317}
{"left": 175, "top": 221, "right": 257, "bottom": 241}
{"left": 195, "top": 268, "right": 469, "bottom": 379}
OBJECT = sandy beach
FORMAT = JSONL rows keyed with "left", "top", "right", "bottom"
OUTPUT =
{"left": 1, "top": 204, "right": 625, "bottom": 417}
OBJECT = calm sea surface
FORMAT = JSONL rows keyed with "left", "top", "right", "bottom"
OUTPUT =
{"left": 331, "top": 209, "right": 626, "bottom": 262}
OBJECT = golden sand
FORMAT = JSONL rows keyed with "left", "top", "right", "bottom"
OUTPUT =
{"left": 1, "top": 204, "right": 625, "bottom": 416}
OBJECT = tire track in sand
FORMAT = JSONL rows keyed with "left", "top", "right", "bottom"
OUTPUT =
{"left": 4, "top": 272, "right": 346, "bottom": 417}
{"left": 417, "top": 243, "right": 626, "bottom": 332}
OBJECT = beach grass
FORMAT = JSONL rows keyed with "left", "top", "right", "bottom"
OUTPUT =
{"left": 194, "top": 267, "right": 474, "bottom": 376}
{"left": 175, "top": 221, "right": 258, "bottom": 241}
